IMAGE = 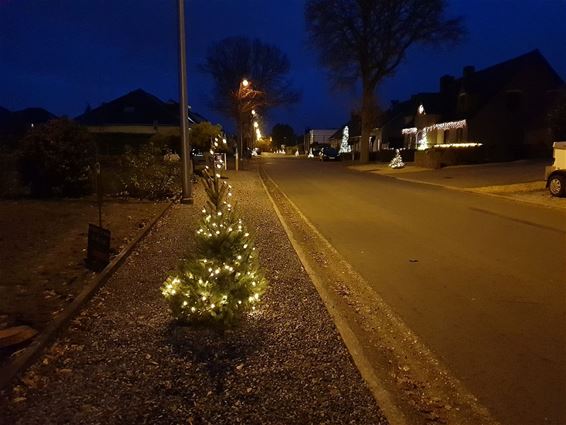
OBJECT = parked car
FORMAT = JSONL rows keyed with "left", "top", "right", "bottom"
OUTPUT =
{"left": 319, "top": 146, "right": 341, "bottom": 161}
{"left": 545, "top": 141, "right": 566, "bottom": 197}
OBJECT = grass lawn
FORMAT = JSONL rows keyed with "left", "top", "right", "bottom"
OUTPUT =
{"left": 0, "top": 198, "right": 166, "bottom": 363}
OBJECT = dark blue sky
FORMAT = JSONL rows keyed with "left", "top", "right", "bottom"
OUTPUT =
{"left": 1, "top": 0, "right": 565, "bottom": 133}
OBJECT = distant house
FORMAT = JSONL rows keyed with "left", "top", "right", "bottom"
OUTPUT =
{"left": 392, "top": 50, "right": 564, "bottom": 160}
{"left": 304, "top": 129, "right": 339, "bottom": 152}
{"left": 330, "top": 113, "right": 385, "bottom": 155}
{"left": 75, "top": 88, "right": 207, "bottom": 135}
{"left": 0, "top": 107, "right": 57, "bottom": 150}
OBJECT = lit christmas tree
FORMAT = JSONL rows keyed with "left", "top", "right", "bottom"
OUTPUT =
{"left": 389, "top": 149, "right": 405, "bottom": 169}
{"left": 339, "top": 125, "right": 351, "bottom": 153}
{"left": 162, "top": 155, "right": 267, "bottom": 326}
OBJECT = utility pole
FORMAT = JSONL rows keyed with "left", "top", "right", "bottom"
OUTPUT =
{"left": 178, "top": 0, "right": 193, "bottom": 204}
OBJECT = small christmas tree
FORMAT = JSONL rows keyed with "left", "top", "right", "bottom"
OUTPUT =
{"left": 162, "top": 161, "right": 267, "bottom": 326}
{"left": 389, "top": 149, "right": 405, "bottom": 169}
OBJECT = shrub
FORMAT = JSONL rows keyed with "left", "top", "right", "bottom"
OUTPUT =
{"left": 20, "top": 118, "right": 96, "bottom": 197}
{"left": 120, "top": 141, "right": 181, "bottom": 200}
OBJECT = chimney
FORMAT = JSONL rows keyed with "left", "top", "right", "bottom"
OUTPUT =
{"left": 463, "top": 65, "right": 475, "bottom": 79}
{"left": 440, "top": 74, "right": 455, "bottom": 93}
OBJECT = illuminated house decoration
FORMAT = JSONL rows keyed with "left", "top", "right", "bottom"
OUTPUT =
{"left": 382, "top": 50, "right": 564, "bottom": 159}
{"left": 403, "top": 118, "right": 479, "bottom": 150}
{"left": 329, "top": 112, "right": 382, "bottom": 154}
{"left": 339, "top": 125, "right": 351, "bottom": 153}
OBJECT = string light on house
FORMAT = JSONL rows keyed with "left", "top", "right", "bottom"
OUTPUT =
{"left": 424, "top": 120, "right": 467, "bottom": 132}
{"left": 433, "top": 142, "right": 483, "bottom": 148}
{"left": 402, "top": 127, "right": 417, "bottom": 135}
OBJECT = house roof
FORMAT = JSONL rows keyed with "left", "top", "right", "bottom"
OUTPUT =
{"left": 381, "top": 92, "right": 446, "bottom": 128}
{"left": 75, "top": 89, "right": 207, "bottom": 126}
{"left": 461, "top": 49, "right": 563, "bottom": 94}
{"left": 450, "top": 49, "right": 564, "bottom": 119}
{"left": 0, "top": 107, "right": 57, "bottom": 133}
{"left": 383, "top": 49, "right": 564, "bottom": 127}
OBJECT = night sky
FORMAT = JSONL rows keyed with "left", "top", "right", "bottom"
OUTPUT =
{"left": 1, "top": 0, "right": 565, "bottom": 134}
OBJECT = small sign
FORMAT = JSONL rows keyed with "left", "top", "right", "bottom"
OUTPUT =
{"left": 86, "top": 224, "right": 111, "bottom": 271}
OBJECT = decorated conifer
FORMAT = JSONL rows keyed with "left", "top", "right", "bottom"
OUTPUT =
{"left": 389, "top": 149, "right": 405, "bottom": 169}
{"left": 162, "top": 160, "right": 267, "bottom": 326}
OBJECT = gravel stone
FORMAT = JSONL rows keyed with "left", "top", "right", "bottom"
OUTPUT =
{"left": 0, "top": 165, "right": 387, "bottom": 425}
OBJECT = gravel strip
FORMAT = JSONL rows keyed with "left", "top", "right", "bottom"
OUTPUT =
{"left": 0, "top": 165, "right": 386, "bottom": 425}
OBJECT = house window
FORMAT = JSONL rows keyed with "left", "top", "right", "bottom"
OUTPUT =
{"left": 456, "top": 128, "right": 463, "bottom": 142}
{"left": 506, "top": 90, "right": 522, "bottom": 112}
{"left": 444, "top": 129, "right": 450, "bottom": 144}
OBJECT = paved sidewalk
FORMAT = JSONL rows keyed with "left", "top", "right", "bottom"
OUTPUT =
{"left": 348, "top": 159, "right": 548, "bottom": 187}
{"left": 348, "top": 159, "right": 566, "bottom": 210}
{"left": 0, "top": 167, "right": 386, "bottom": 425}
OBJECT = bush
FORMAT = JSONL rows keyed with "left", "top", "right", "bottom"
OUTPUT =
{"left": 20, "top": 118, "right": 96, "bottom": 197}
{"left": 415, "top": 146, "right": 485, "bottom": 168}
{"left": 120, "top": 142, "right": 181, "bottom": 200}
{"left": 149, "top": 132, "right": 181, "bottom": 154}
{"left": 0, "top": 153, "right": 28, "bottom": 198}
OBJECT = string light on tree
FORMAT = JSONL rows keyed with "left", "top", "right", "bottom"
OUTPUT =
{"left": 161, "top": 137, "right": 267, "bottom": 326}
{"left": 339, "top": 125, "right": 351, "bottom": 153}
{"left": 389, "top": 149, "right": 405, "bottom": 169}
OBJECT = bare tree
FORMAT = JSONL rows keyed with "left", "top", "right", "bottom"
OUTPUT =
{"left": 305, "top": 0, "right": 464, "bottom": 162}
{"left": 201, "top": 36, "right": 300, "bottom": 153}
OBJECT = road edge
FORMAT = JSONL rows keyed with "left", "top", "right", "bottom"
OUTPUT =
{"left": 258, "top": 167, "right": 409, "bottom": 425}
{"left": 259, "top": 164, "right": 501, "bottom": 425}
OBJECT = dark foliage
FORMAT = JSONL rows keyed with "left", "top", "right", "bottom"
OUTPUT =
{"left": 120, "top": 141, "right": 181, "bottom": 200}
{"left": 271, "top": 124, "right": 296, "bottom": 148}
{"left": 201, "top": 36, "right": 300, "bottom": 119}
{"left": 305, "top": 0, "right": 464, "bottom": 161}
{"left": 19, "top": 118, "right": 96, "bottom": 197}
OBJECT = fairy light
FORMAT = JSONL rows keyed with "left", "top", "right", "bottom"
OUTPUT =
{"left": 161, "top": 129, "right": 267, "bottom": 325}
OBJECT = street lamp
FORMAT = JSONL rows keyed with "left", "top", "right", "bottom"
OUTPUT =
{"left": 237, "top": 78, "right": 252, "bottom": 170}
{"left": 177, "top": 0, "right": 192, "bottom": 203}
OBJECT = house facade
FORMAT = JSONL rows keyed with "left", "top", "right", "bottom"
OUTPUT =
{"left": 304, "top": 129, "right": 339, "bottom": 152}
{"left": 388, "top": 50, "right": 564, "bottom": 160}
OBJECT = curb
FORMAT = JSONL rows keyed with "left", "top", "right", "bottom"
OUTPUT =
{"left": 258, "top": 165, "right": 500, "bottom": 425}
{"left": 0, "top": 200, "right": 175, "bottom": 393}
{"left": 388, "top": 175, "right": 566, "bottom": 211}
{"left": 258, "top": 167, "right": 409, "bottom": 425}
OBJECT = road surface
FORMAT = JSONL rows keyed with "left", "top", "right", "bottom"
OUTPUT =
{"left": 261, "top": 156, "right": 566, "bottom": 425}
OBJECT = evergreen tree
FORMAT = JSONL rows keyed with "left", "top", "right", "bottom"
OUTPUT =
{"left": 162, "top": 164, "right": 267, "bottom": 326}
{"left": 389, "top": 149, "right": 405, "bottom": 169}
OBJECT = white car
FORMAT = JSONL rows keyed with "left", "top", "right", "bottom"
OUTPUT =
{"left": 545, "top": 141, "right": 566, "bottom": 197}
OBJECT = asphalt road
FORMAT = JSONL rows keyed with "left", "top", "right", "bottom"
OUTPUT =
{"left": 261, "top": 156, "right": 566, "bottom": 425}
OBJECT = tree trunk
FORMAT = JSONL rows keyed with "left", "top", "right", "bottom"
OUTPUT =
{"left": 360, "top": 80, "right": 375, "bottom": 163}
